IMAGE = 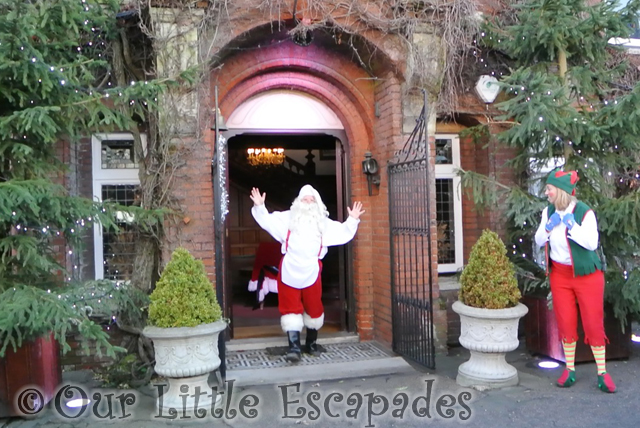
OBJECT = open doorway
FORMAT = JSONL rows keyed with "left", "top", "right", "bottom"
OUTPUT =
{"left": 226, "top": 133, "right": 350, "bottom": 339}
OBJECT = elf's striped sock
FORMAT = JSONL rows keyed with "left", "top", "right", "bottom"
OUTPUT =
{"left": 557, "top": 341, "right": 577, "bottom": 387}
{"left": 563, "top": 341, "right": 576, "bottom": 371}
{"left": 591, "top": 346, "right": 606, "bottom": 374}
{"left": 591, "top": 346, "right": 616, "bottom": 393}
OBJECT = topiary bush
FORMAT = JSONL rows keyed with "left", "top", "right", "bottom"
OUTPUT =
{"left": 148, "top": 248, "right": 223, "bottom": 328}
{"left": 459, "top": 230, "right": 521, "bottom": 309}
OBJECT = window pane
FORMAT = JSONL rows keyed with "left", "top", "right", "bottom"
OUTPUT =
{"left": 436, "top": 179, "right": 456, "bottom": 264}
{"left": 101, "top": 185, "right": 138, "bottom": 282}
{"left": 435, "top": 138, "right": 453, "bottom": 164}
{"left": 101, "top": 138, "right": 138, "bottom": 169}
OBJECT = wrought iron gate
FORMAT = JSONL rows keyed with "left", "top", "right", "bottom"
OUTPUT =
{"left": 388, "top": 91, "right": 435, "bottom": 368}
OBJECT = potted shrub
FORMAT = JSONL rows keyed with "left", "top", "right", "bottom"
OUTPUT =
{"left": 452, "top": 230, "right": 529, "bottom": 389}
{"left": 142, "top": 248, "right": 227, "bottom": 412}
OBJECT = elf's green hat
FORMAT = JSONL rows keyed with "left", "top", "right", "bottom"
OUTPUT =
{"left": 546, "top": 169, "right": 579, "bottom": 196}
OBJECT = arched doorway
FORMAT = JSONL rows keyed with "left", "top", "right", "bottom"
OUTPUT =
{"left": 222, "top": 90, "right": 354, "bottom": 339}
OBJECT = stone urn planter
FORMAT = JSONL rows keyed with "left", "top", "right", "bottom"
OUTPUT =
{"left": 453, "top": 230, "right": 529, "bottom": 390}
{"left": 144, "top": 248, "right": 227, "bottom": 413}
{"left": 143, "top": 320, "right": 227, "bottom": 411}
{"left": 453, "top": 301, "right": 528, "bottom": 388}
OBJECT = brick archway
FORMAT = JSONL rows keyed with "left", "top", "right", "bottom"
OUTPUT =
{"left": 201, "top": 15, "right": 410, "bottom": 342}
{"left": 210, "top": 37, "right": 389, "bottom": 339}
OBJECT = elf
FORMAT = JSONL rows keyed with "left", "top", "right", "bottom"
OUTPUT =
{"left": 534, "top": 169, "right": 615, "bottom": 393}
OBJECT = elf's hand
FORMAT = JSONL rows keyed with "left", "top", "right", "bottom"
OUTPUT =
{"left": 545, "top": 212, "right": 561, "bottom": 232}
{"left": 563, "top": 213, "right": 576, "bottom": 230}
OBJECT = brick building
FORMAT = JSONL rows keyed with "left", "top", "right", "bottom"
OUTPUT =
{"left": 64, "top": 1, "right": 519, "bottom": 368}
{"left": 64, "top": 0, "right": 640, "bottom": 369}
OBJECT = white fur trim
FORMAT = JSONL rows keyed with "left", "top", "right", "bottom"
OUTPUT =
{"left": 249, "top": 278, "right": 279, "bottom": 302}
{"left": 296, "top": 185, "right": 327, "bottom": 213}
{"left": 303, "top": 312, "right": 324, "bottom": 330}
{"left": 263, "top": 277, "right": 279, "bottom": 293}
{"left": 281, "top": 313, "right": 304, "bottom": 332}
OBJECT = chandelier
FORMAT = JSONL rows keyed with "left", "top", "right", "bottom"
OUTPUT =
{"left": 247, "top": 148, "right": 285, "bottom": 166}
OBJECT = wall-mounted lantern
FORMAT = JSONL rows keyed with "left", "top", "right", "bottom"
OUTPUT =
{"left": 362, "top": 151, "right": 380, "bottom": 196}
{"left": 475, "top": 75, "right": 500, "bottom": 104}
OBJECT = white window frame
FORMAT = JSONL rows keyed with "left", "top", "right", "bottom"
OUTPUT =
{"left": 91, "top": 133, "right": 144, "bottom": 280}
{"left": 434, "top": 134, "right": 463, "bottom": 273}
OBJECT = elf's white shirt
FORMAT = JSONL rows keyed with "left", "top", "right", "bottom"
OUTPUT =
{"left": 251, "top": 204, "right": 360, "bottom": 288}
{"left": 534, "top": 201, "right": 599, "bottom": 265}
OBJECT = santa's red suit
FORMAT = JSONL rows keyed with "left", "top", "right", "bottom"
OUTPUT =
{"left": 251, "top": 185, "right": 360, "bottom": 361}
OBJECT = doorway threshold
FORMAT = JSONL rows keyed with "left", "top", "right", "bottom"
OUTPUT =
{"left": 227, "top": 331, "right": 359, "bottom": 352}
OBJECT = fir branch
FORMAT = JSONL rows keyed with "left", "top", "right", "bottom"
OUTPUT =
{"left": 0, "top": 286, "right": 124, "bottom": 358}
{"left": 457, "top": 168, "right": 511, "bottom": 212}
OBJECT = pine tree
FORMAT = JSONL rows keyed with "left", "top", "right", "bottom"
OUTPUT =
{"left": 460, "top": 0, "right": 640, "bottom": 323}
{"left": 0, "top": 0, "right": 186, "bottom": 357}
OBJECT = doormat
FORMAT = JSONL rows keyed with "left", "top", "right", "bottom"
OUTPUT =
{"left": 265, "top": 345, "right": 327, "bottom": 356}
{"left": 226, "top": 341, "right": 393, "bottom": 370}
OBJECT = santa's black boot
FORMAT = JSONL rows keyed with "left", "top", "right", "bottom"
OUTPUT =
{"left": 286, "top": 331, "right": 302, "bottom": 362}
{"left": 305, "top": 328, "right": 319, "bottom": 355}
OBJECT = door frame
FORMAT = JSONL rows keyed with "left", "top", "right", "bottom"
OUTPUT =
{"left": 220, "top": 128, "right": 355, "bottom": 337}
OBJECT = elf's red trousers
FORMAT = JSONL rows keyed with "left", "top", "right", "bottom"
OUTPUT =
{"left": 550, "top": 261, "right": 608, "bottom": 346}
{"left": 277, "top": 261, "right": 324, "bottom": 318}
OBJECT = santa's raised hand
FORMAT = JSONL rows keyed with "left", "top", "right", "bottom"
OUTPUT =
{"left": 347, "top": 201, "right": 365, "bottom": 220}
{"left": 250, "top": 187, "right": 266, "bottom": 206}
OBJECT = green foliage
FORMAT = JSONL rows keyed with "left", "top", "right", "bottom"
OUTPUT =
{"left": 0, "top": 0, "right": 180, "bottom": 354}
{"left": 0, "top": 281, "right": 148, "bottom": 357}
{"left": 459, "top": 230, "right": 522, "bottom": 309}
{"left": 461, "top": 0, "right": 640, "bottom": 322}
{"left": 95, "top": 353, "right": 149, "bottom": 389}
{"left": 459, "top": 124, "right": 490, "bottom": 144}
{"left": 148, "top": 248, "right": 223, "bottom": 328}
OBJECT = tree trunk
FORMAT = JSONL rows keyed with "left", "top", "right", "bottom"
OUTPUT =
{"left": 112, "top": 32, "right": 161, "bottom": 294}
{"left": 557, "top": 48, "right": 573, "bottom": 161}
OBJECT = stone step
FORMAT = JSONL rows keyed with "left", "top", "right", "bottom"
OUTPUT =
{"left": 224, "top": 337, "right": 416, "bottom": 387}
{"left": 226, "top": 357, "right": 415, "bottom": 388}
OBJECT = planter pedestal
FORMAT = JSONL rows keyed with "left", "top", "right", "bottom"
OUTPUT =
{"left": 453, "top": 301, "right": 529, "bottom": 389}
{"left": 0, "top": 334, "right": 61, "bottom": 417}
{"left": 143, "top": 321, "right": 227, "bottom": 413}
{"left": 157, "top": 373, "right": 223, "bottom": 412}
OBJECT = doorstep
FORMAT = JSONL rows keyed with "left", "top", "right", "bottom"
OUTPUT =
{"left": 224, "top": 334, "right": 416, "bottom": 387}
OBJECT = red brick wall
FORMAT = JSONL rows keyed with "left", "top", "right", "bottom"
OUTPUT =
{"left": 370, "top": 73, "right": 409, "bottom": 345}
{"left": 59, "top": 326, "right": 128, "bottom": 372}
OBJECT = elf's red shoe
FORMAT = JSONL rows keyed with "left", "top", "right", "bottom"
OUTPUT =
{"left": 557, "top": 369, "right": 576, "bottom": 387}
{"left": 598, "top": 373, "right": 616, "bottom": 393}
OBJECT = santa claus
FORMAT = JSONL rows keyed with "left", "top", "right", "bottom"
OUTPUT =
{"left": 250, "top": 185, "right": 364, "bottom": 362}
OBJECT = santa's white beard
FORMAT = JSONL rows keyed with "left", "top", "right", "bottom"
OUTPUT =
{"left": 289, "top": 200, "right": 326, "bottom": 236}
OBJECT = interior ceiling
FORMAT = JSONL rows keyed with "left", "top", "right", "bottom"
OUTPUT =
{"left": 228, "top": 133, "right": 336, "bottom": 150}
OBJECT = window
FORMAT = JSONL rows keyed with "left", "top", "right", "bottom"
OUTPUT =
{"left": 92, "top": 133, "right": 144, "bottom": 281}
{"left": 435, "top": 134, "right": 463, "bottom": 273}
{"left": 608, "top": 0, "right": 640, "bottom": 52}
